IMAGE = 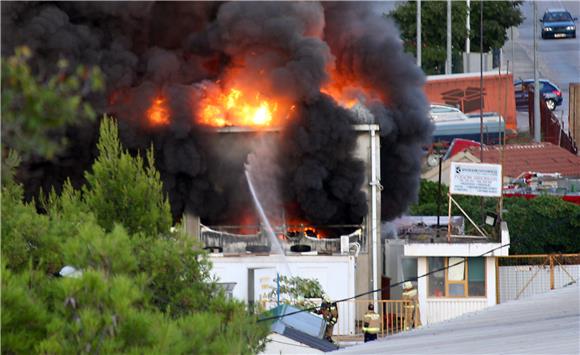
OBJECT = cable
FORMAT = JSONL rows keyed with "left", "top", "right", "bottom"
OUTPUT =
{"left": 258, "top": 242, "right": 510, "bottom": 322}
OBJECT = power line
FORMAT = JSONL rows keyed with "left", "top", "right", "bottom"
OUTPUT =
{"left": 258, "top": 242, "right": 510, "bottom": 322}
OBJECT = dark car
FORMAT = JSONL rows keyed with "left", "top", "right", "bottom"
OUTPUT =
{"left": 540, "top": 8, "right": 577, "bottom": 39}
{"left": 514, "top": 79, "right": 563, "bottom": 111}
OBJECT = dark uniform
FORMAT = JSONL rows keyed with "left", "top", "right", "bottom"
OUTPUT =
{"left": 318, "top": 301, "right": 338, "bottom": 342}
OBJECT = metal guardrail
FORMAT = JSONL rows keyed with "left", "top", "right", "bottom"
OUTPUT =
{"left": 496, "top": 253, "right": 580, "bottom": 304}
{"left": 200, "top": 224, "right": 365, "bottom": 255}
{"left": 259, "top": 299, "right": 420, "bottom": 340}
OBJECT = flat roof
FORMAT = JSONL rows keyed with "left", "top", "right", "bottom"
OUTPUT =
{"left": 334, "top": 286, "right": 580, "bottom": 354}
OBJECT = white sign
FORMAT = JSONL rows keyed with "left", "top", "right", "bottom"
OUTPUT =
{"left": 449, "top": 162, "right": 502, "bottom": 197}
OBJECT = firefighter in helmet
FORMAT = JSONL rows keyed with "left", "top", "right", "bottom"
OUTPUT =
{"left": 362, "top": 303, "right": 380, "bottom": 342}
{"left": 318, "top": 299, "right": 339, "bottom": 342}
{"left": 402, "top": 281, "right": 421, "bottom": 330}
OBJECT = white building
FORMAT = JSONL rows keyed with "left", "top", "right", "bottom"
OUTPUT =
{"left": 385, "top": 221, "right": 510, "bottom": 325}
{"left": 186, "top": 125, "right": 382, "bottom": 336}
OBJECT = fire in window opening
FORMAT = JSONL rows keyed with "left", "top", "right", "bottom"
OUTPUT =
{"left": 428, "top": 257, "right": 486, "bottom": 297}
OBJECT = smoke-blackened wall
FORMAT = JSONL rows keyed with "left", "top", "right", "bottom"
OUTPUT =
{"left": 2, "top": 1, "right": 432, "bottom": 225}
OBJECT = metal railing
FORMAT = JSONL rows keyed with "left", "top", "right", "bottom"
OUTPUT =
{"left": 200, "top": 224, "right": 365, "bottom": 255}
{"left": 259, "top": 299, "right": 420, "bottom": 340}
{"left": 333, "top": 299, "right": 420, "bottom": 340}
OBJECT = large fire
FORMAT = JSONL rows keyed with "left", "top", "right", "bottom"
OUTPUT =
{"left": 147, "top": 96, "right": 170, "bottom": 126}
{"left": 198, "top": 86, "right": 283, "bottom": 127}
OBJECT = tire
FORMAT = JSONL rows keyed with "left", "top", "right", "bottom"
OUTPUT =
{"left": 290, "top": 244, "right": 311, "bottom": 253}
{"left": 546, "top": 99, "right": 556, "bottom": 111}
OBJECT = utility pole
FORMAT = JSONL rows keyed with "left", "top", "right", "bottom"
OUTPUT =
{"left": 446, "top": 0, "right": 452, "bottom": 74}
{"left": 466, "top": 0, "right": 471, "bottom": 72}
{"left": 533, "top": 2, "right": 541, "bottom": 142}
{"left": 417, "top": 0, "right": 421, "bottom": 67}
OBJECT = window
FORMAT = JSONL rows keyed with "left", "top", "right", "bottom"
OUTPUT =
{"left": 428, "top": 257, "right": 486, "bottom": 297}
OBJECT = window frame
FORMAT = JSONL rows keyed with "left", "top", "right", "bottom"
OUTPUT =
{"left": 428, "top": 257, "right": 487, "bottom": 298}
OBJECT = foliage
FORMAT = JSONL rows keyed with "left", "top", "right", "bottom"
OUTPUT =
{"left": 389, "top": 1, "right": 523, "bottom": 75}
{"left": 409, "top": 179, "right": 580, "bottom": 254}
{"left": 1, "top": 119, "right": 269, "bottom": 354}
{"left": 83, "top": 117, "right": 172, "bottom": 236}
{"left": 269, "top": 275, "right": 326, "bottom": 309}
{"left": 502, "top": 196, "right": 580, "bottom": 254}
{"left": 1, "top": 46, "right": 104, "bottom": 162}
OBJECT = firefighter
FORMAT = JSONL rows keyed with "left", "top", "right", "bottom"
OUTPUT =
{"left": 318, "top": 300, "right": 339, "bottom": 342}
{"left": 402, "top": 281, "right": 421, "bottom": 330}
{"left": 362, "top": 303, "right": 380, "bottom": 342}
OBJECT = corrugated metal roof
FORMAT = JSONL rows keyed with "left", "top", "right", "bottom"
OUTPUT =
{"left": 334, "top": 286, "right": 580, "bottom": 354}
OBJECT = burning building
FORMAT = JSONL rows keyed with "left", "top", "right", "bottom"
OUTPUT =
{"left": 2, "top": 1, "right": 433, "bottom": 325}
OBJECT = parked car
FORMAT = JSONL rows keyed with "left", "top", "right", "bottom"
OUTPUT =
{"left": 514, "top": 79, "right": 563, "bottom": 111}
{"left": 540, "top": 8, "right": 577, "bottom": 39}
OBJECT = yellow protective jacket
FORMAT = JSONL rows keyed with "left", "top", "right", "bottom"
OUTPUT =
{"left": 362, "top": 311, "right": 380, "bottom": 334}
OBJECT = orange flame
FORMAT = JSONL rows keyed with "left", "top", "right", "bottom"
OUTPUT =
{"left": 321, "top": 67, "right": 379, "bottom": 109}
{"left": 286, "top": 220, "right": 327, "bottom": 239}
{"left": 199, "top": 87, "right": 281, "bottom": 127}
{"left": 147, "top": 96, "right": 170, "bottom": 126}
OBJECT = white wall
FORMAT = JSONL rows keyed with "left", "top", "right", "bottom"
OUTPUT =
{"left": 209, "top": 255, "right": 356, "bottom": 335}
{"left": 417, "top": 256, "right": 497, "bottom": 325}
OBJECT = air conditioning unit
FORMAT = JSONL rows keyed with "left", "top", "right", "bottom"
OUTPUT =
{"left": 340, "top": 235, "right": 350, "bottom": 255}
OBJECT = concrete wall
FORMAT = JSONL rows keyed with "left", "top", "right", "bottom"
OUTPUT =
{"left": 352, "top": 125, "right": 381, "bottom": 304}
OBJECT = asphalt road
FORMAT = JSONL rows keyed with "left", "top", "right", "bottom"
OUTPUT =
{"left": 504, "top": 1, "right": 580, "bottom": 132}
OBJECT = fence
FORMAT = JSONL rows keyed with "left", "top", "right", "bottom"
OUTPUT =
{"left": 528, "top": 93, "right": 578, "bottom": 155}
{"left": 333, "top": 299, "right": 420, "bottom": 340}
{"left": 496, "top": 254, "right": 580, "bottom": 304}
{"left": 200, "top": 224, "right": 365, "bottom": 254}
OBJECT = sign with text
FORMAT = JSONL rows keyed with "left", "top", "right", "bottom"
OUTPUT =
{"left": 449, "top": 162, "right": 502, "bottom": 197}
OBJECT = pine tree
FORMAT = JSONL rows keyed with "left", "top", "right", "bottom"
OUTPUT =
{"left": 1, "top": 119, "right": 269, "bottom": 354}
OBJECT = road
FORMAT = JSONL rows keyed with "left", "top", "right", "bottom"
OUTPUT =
{"left": 503, "top": 1, "right": 580, "bottom": 132}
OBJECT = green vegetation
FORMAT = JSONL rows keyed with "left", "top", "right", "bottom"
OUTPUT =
{"left": 388, "top": 1, "right": 524, "bottom": 75}
{"left": 1, "top": 118, "right": 269, "bottom": 354}
{"left": 409, "top": 180, "right": 580, "bottom": 254}
{"left": 269, "top": 275, "right": 326, "bottom": 309}
{"left": 1, "top": 46, "right": 104, "bottom": 163}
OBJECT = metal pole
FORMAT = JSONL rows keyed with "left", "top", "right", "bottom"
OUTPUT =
{"left": 511, "top": 26, "right": 515, "bottom": 78}
{"left": 479, "top": 0, "right": 484, "bottom": 158}
{"left": 466, "top": 0, "right": 471, "bottom": 72}
{"left": 277, "top": 273, "right": 280, "bottom": 307}
{"left": 436, "top": 156, "right": 442, "bottom": 237}
{"left": 417, "top": 0, "right": 422, "bottom": 67}
{"left": 479, "top": 0, "right": 484, "bottom": 224}
{"left": 533, "top": 2, "right": 541, "bottom": 142}
{"left": 446, "top": 0, "right": 452, "bottom": 74}
{"left": 370, "top": 127, "right": 379, "bottom": 306}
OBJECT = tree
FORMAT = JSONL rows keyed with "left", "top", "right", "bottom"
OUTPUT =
{"left": 269, "top": 275, "right": 326, "bottom": 309}
{"left": 1, "top": 119, "right": 270, "bottom": 354}
{"left": 1, "top": 46, "right": 104, "bottom": 162}
{"left": 388, "top": 1, "right": 523, "bottom": 75}
{"left": 502, "top": 196, "right": 580, "bottom": 254}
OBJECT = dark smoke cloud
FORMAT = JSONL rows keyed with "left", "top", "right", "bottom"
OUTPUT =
{"left": 323, "top": 2, "right": 433, "bottom": 220}
{"left": 2, "top": 1, "right": 431, "bottom": 227}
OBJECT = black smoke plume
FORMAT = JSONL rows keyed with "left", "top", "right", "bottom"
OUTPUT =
{"left": 2, "top": 1, "right": 432, "bottom": 227}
